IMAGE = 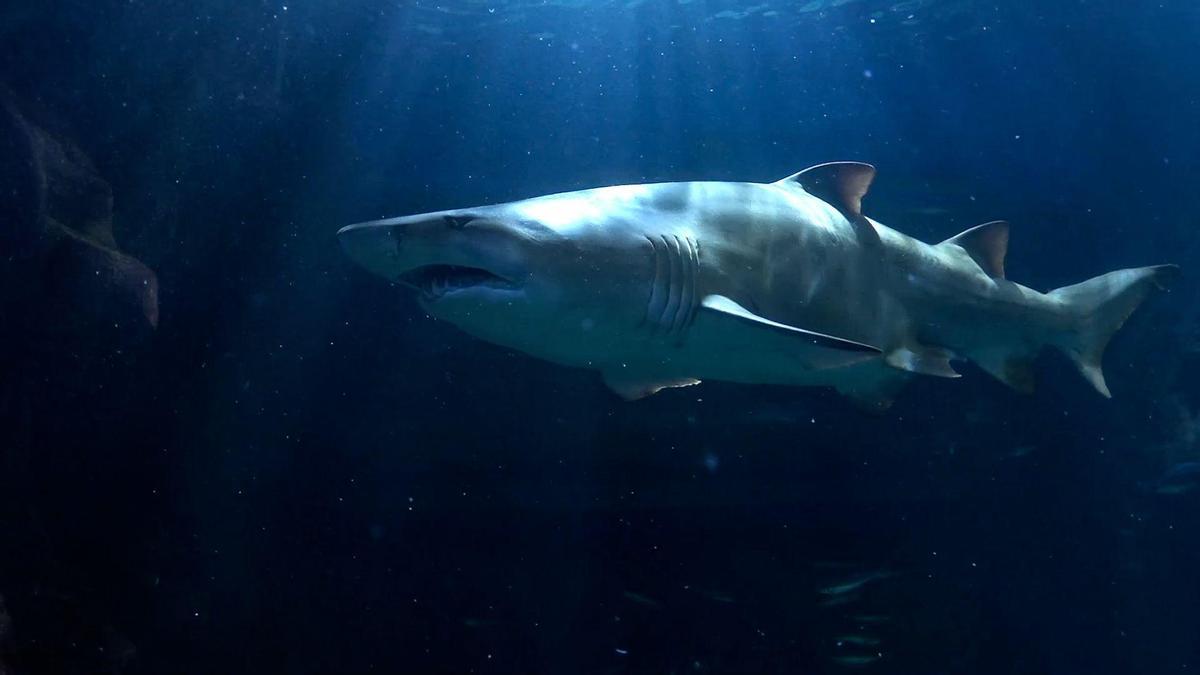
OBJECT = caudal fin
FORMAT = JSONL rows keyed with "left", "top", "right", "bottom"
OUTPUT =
{"left": 1048, "top": 264, "right": 1179, "bottom": 397}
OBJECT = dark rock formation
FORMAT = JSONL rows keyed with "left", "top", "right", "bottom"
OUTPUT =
{"left": 0, "top": 89, "right": 158, "bottom": 675}
{"left": 0, "top": 91, "right": 159, "bottom": 344}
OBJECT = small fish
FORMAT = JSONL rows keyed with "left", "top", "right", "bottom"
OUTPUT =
{"left": 850, "top": 614, "right": 890, "bottom": 625}
{"left": 1143, "top": 462, "right": 1200, "bottom": 496}
{"left": 1160, "top": 461, "right": 1200, "bottom": 481}
{"left": 1006, "top": 445, "right": 1036, "bottom": 459}
{"left": 1156, "top": 483, "right": 1195, "bottom": 495}
{"left": 818, "top": 571, "right": 893, "bottom": 596}
{"left": 836, "top": 635, "right": 882, "bottom": 647}
{"left": 622, "top": 591, "right": 663, "bottom": 609}
{"left": 831, "top": 653, "right": 881, "bottom": 668}
{"left": 818, "top": 593, "right": 860, "bottom": 608}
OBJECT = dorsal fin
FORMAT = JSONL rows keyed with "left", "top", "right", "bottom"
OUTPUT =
{"left": 778, "top": 162, "right": 876, "bottom": 217}
{"left": 777, "top": 162, "right": 880, "bottom": 246}
{"left": 941, "top": 220, "right": 1009, "bottom": 279}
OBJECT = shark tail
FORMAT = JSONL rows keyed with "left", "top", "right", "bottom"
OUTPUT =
{"left": 1047, "top": 264, "right": 1178, "bottom": 397}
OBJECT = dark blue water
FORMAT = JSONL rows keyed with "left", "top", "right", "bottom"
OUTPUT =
{"left": 1, "top": 1, "right": 1198, "bottom": 673}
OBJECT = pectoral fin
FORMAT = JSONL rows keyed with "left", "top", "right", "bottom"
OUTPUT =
{"left": 699, "top": 295, "right": 881, "bottom": 354}
{"left": 694, "top": 295, "right": 882, "bottom": 373}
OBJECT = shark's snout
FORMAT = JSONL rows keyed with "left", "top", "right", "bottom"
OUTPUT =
{"left": 338, "top": 213, "right": 523, "bottom": 301}
{"left": 338, "top": 219, "right": 405, "bottom": 279}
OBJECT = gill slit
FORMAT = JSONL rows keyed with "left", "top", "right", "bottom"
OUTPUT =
{"left": 641, "top": 234, "right": 698, "bottom": 338}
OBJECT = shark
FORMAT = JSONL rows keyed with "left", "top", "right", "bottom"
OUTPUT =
{"left": 338, "top": 162, "right": 1176, "bottom": 408}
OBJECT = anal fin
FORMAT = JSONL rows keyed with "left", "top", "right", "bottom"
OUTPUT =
{"left": 971, "top": 349, "right": 1036, "bottom": 394}
{"left": 603, "top": 372, "right": 701, "bottom": 401}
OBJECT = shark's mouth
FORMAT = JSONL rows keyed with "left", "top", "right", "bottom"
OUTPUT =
{"left": 398, "top": 264, "right": 516, "bottom": 300}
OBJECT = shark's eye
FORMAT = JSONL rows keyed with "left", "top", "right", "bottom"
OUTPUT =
{"left": 442, "top": 215, "right": 475, "bottom": 229}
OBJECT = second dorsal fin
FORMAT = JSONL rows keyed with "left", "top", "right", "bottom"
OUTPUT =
{"left": 777, "top": 162, "right": 880, "bottom": 246}
{"left": 941, "top": 220, "right": 1009, "bottom": 279}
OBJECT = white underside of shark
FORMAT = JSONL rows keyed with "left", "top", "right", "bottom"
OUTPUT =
{"left": 338, "top": 162, "right": 1176, "bottom": 409}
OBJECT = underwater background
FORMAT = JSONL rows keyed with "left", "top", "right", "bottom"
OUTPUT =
{"left": 1, "top": 0, "right": 1199, "bottom": 673}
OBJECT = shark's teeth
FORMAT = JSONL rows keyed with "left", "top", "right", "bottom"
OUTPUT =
{"left": 399, "top": 264, "right": 516, "bottom": 300}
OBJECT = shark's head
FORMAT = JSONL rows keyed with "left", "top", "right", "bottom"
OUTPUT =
{"left": 338, "top": 191, "right": 661, "bottom": 365}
